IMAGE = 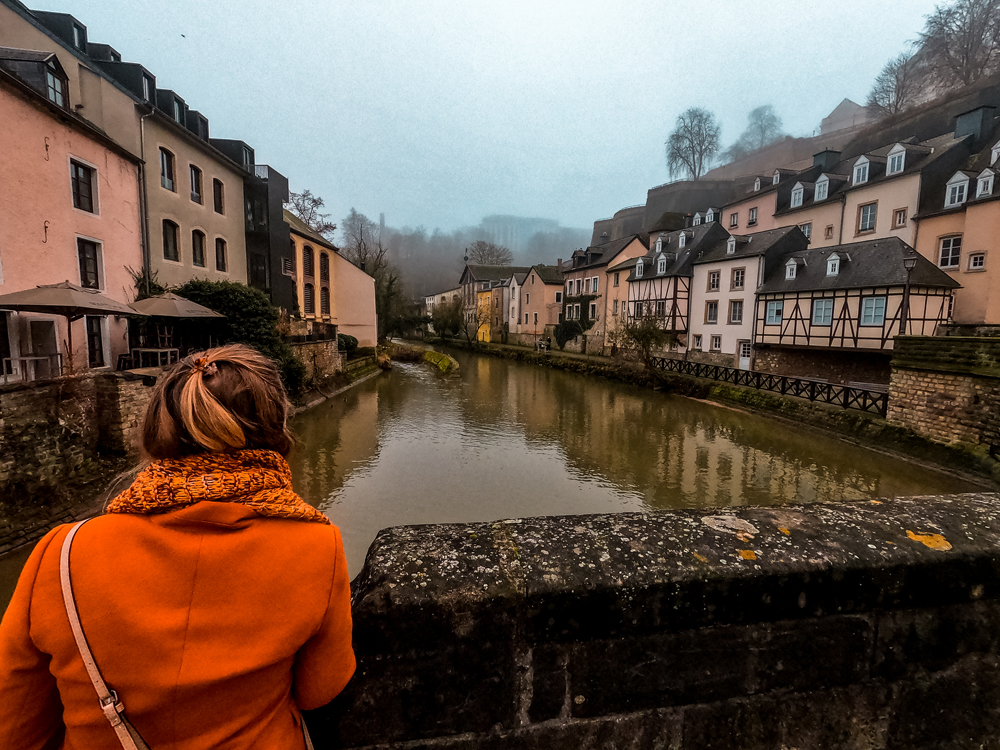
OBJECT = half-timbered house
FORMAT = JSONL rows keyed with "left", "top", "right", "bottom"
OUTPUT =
{"left": 754, "top": 237, "right": 959, "bottom": 383}
{"left": 689, "top": 226, "right": 809, "bottom": 369}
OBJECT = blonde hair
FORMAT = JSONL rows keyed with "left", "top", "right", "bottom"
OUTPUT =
{"left": 142, "top": 344, "right": 293, "bottom": 459}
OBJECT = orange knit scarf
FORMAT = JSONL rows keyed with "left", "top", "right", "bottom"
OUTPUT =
{"left": 106, "top": 449, "right": 330, "bottom": 525}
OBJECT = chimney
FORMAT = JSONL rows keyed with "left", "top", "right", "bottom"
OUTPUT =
{"left": 557, "top": 258, "right": 562, "bottom": 270}
{"left": 954, "top": 106, "right": 997, "bottom": 144}
{"left": 813, "top": 149, "right": 841, "bottom": 172}
{"left": 684, "top": 213, "right": 693, "bottom": 228}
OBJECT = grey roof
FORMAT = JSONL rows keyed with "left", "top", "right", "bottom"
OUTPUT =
{"left": 565, "top": 234, "right": 648, "bottom": 273}
{"left": 620, "top": 222, "right": 728, "bottom": 281}
{"left": 463, "top": 265, "right": 532, "bottom": 282}
{"left": 0, "top": 46, "right": 54, "bottom": 62}
{"left": 693, "top": 226, "right": 801, "bottom": 265}
{"left": 757, "top": 237, "right": 960, "bottom": 293}
{"left": 531, "top": 265, "right": 565, "bottom": 284}
{"left": 512, "top": 272, "right": 529, "bottom": 285}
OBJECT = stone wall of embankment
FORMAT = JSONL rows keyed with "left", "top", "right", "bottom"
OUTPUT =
{"left": 307, "top": 493, "right": 1000, "bottom": 749}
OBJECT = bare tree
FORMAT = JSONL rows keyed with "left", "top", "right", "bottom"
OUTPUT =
{"left": 919, "top": 0, "right": 1000, "bottom": 86}
{"left": 723, "top": 105, "right": 786, "bottom": 162}
{"left": 466, "top": 240, "right": 513, "bottom": 266}
{"left": 866, "top": 52, "right": 922, "bottom": 116}
{"left": 285, "top": 190, "right": 337, "bottom": 240}
{"left": 341, "top": 208, "right": 401, "bottom": 341}
{"left": 665, "top": 108, "right": 721, "bottom": 181}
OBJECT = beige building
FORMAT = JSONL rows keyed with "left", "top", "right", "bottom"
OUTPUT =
{"left": 518, "top": 265, "right": 564, "bottom": 346}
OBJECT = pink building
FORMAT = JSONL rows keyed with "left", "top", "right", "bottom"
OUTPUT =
{"left": 0, "top": 63, "right": 142, "bottom": 379}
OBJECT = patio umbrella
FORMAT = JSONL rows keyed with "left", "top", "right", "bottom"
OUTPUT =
{"left": 0, "top": 280, "right": 146, "bottom": 373}
{"left": 128, "top": 292, "right": 225, "bottom": 318}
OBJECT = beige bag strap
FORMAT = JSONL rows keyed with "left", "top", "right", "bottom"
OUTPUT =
{"left": 60, "top": 520, "right": 150, "bottom": 750}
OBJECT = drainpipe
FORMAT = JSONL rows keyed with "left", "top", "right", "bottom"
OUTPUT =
{"left": 138, "top": 107, "right": 154, "bottom": 296}
{"left": 837, "top": 191, "right": 847, "bottom": 245}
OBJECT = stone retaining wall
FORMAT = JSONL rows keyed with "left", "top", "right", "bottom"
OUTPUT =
{"left": 888, "top": 336, "right": 1000, "bottom": 451}
{"left": 290, "top": 340, "right": 343, "bottom": 382}
{"left": 754, "top": 346, "right": 892, "bottom": 385}
{"left": 307, "top": 494, "right": 1000, "bottom": 749}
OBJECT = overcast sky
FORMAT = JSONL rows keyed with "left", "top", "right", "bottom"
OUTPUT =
{"left": 39, "top": 0, "right": 942, "bottom": 232}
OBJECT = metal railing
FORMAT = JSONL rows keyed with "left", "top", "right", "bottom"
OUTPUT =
{"left": 649, "top": 357, "right": 889, "bottom": 417}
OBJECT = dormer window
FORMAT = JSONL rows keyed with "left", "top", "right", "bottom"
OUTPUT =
{"left": 142, "top": 74, "right": 154, "bottom": 103}
{"left": 726, "top": 237, "right": 736, "bottom": 255}
{"left": 853, "top": 157, "right": 869, "bottom": 185}
{"left": 977, "top": 169, "right": 994, "bottom": 198}
{"left": 815, "top": 176, "right": 829, "bottom": 201}
{"left": 790, "top": 182, "right": 804, "bottom": 208}
{"left": 693, "top": 213, "right": 702, "bottom": 226}
{"left": 827, "top": 254, "right": 840, "bottom": 276}
{"left": 785, "top": 260, "right": 798, "bottom": 280}
{"left": 772, "top": 170, "right": 780, "bottom": 185}
{"left": 72, "top": 23, "right": 86, "bottom": 50}
{"left": 635, "top": 260, "right": 643, "bottom": 278}
{"left": 243, "top": 146, "right": 253, "bottom": 167}
{"left": 887, "top": 145, "right": 906, "bottom": 176}
{"left": 45, "top": 62, "right": 66, "bottom": 108}
{"left": 678, "top": 233, "right": 686, "bottom": 248}
{"left": 992, "top": 141, "right": 1000, "bottom": 166}
{"left": 657, "top": 256, "right": 666, "bottom": 274}
{"left": 706, "top": 209, "right": 715, "bottom": 222}
{"left": 172, "top": 99, "right": 182, "bottom": 123}
{"left": 655, "top": 236, "right": 662, "bottom": 253}
{"left": 754, "top": 177, "right": 761, "bottom": 191}
{"left": 945, "top": 172, "right": 970, "bottom": 208}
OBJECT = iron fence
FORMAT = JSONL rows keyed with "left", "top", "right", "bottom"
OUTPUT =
{"left": 649, "top": 357, "right": 889, "bottom": 417}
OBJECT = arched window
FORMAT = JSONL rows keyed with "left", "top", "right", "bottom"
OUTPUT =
{"left": 304, "top": 283, "right": 315, "bottom": 314}
{"left": 162, "top": 220, "right": 178, "bottom": 261}
{"left": 320, "top": 252, "right": 330, "bottom": 281}
{"left": 215, "top": 238, "right": 228, "bottom": 272}
{"left": 320, "top": 287, "right": 330, "bottom": 315}
{"left": 303, "top": 246, "right": 314, "bottom": 277}
{"left": 192, "top": 230, "right": 206, "bottom": 267}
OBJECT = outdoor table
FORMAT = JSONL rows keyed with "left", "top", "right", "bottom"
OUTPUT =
{"left": 131, "top": 347, "right": 180, "bottom": 368}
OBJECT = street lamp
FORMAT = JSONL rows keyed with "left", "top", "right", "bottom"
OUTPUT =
{"left": 900, "top": 253, "right": 918, "bottom": 336}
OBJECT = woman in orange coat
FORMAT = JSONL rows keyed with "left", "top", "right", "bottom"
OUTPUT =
{"left": 0, "top": 344, "right": 355, "bottom": 749}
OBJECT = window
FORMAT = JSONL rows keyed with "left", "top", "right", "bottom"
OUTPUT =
{"left": 613, "top": 299, "right": 618, "bottom": 315}
{"left": 574, "top": 304, "right": 581, "bottom": 319}
{"left": 655, "top": 237, "right": 663, "bottom": 253}
{"left": 977, "top": 171, "right": 994, "bottom": 198}
{"left": 191, "top": 230, "right": 206, "bottom": 267}
{"left": 858, "top": 202, "right": 877, "bottom": 233}
{"left": 524, "top": 313, "right": 529, "bottom": 324}
{"left": 711, "top": 335, "right": 722, "bottom": 351}
{"left": 77, "top": 238, "right": 100, "bottom": 289}
{"left": 70, "top": 161, "right": 95, "bottom": 213}
{"left": 589, "top": 302, "right": 597, "bottom": 319}
{"left": 939, "top": 236, "right": 961, "bottom": 268}
{"left": 613, "top": 272, "right": 620, "bottom": 287}
{"left": 142, "top": 74, "right": 154, "bottom": 103}
{"left": 45, "top": 64, "right": 65, "bottom": 107}
{"left": 706, "top": 300, "right": 718, "bottom": 324}
{"left": 304, "top": 284, "right": 315, "bottom": 314}
{"left": 190, "top": 165, "right": 202, "bottom": 203}
{"left": 635, "top": 261, "right": 643, "bottom": 278}
{"left": 679, "top": 233, "right": 686, "bottom": 247}
{"left": 800, "top": 223, "right": 812, "bottom": 240}
{"left": 815, "top": 178, "right": 829, "bottom": 201}
{"left": 694, "top": 335, "right": 702, "bottom": 349}
{"left": 748, "top": 207, "right": 758, "bottom": 226}
{"left": 772, "top": 171, "right": 780, "bottom": 185}
{"left": 72, "top": 23, "right": 85, "bottom": 50}
{"left": 282, "top": 256, "right": 295, "bottom": 276}
{"left": 887, "top": 149, "right": 905, "bottom": 175}
{"left": 790, "top": 184, "right": 804, "bottom": 208}
{"left": 860, "top": 296, "right": 886, "bottom": 326}
{"left": 657, "top": 256, "right": 666, "bottom": 274}
{"left": 693, "top": 214, "right": 702, "bottom": 226}
{"left": 525, "top": 293, "right": 530, "bottom": 305}
{"left": 706, "top": 209, "right": 715, "bottom": 223}
{"left": 159, "top": 148, "right": 175, "bottom": 191}
{"left": 729, "top": 300, "right": 743, "bottom": 324}
{"left": 754, "top": 178, "right": 761, "bottom": 191}
{"left": 993, "top": 142, "right": 1000, "bottom": 165}
{"left": 827, "top": 255, "right": 840, "bottom": 276}
{"left": 854, "top": 159, "right": 869, "bottom": 185}
{"left": 162, "top": 220, "right": 178, "bottom": 261}
{"left": 812, "top": 298, "right": 833, "bottom": 326}
{"left": 566, "top": 281, "right": 572, "bottom": 295}
{"left": 592, "top": 277, "right": 598, "bottom": 293}
{"left": 785, "top": 262, "right": 797, "bottom": 280}
{"left": 969, "top": 253, "right": 985, "bottom": 271}
{"left": 825, "top": 225, "right": 834, "bottom": 240}
{"left": 766, "top": 300, "right": 783, "bottom": 325}
{"left": 320, "top": 253, "right": 330, "bottom": 281}
{"left": 172, "top": 99, "right": 182, "bottom": 124}
{"left": 893, "top": 208, "right": 907, "bottom": 228}
{"left": 727, "top": 237, "right": 736, "bottom": 255}
{"left": 86, "top": 316, "right": 104, "bottom": 368}
{"left": 730, "top": 212, "right": 738, "bottom": 228}
{"left": 945, "top": 176, "right": 968, "bottom": 207}
{"left": 215, "top": 238, "right": 227, "bottom": 271}
{"left": 243, "top": 146, "right": 253, "bottom": 167}
{"left": 656, "top": 300, "right": 665, "bottom": 317}
{"left": 731, "top": 268, "right": 745, "bottom": 290}
{"left": 213, "top": 179, "right": 225, "bottom": 214}
{"left": 320, "top": 287, "right": 330, "bottom": 315}
{"left": 303, "top": 246, "right": 314, "bottom": 277}
{"left": 555, "top": 291, "right": 562, "bottom": 303}
{"left": 708, "top": 271, "right": 720, "bottom": 291}
{"left": 534, "top": 312, "right": 539, "bottom": 325}
{"left": 575, "top": 279, "right": 581, "bottom": 295}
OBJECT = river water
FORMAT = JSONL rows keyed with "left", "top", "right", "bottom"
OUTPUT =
{"left": 0, "top": 350, "right": 980, "bottom": 607}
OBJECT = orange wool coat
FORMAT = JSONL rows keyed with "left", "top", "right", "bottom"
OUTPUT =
{"left": 0, "top": 501, "right": 355, "bottom": 750}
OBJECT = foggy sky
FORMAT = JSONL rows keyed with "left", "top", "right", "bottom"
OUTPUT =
{"left": 36, "top": 0, "right": 942, "bottom": 233}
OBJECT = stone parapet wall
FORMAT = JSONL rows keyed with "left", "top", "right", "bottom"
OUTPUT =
{"left": 888, "top": 336, "right": 1000, "bottom": 450}
{"left": 307, "top": 494, "right": 1000, "bottom": 749}
{"left": 686, "top": 349, "right": 735, "bottom": 368}
{"left": 754, "top": 347, "right": 891, "bottom": 385}
{"left": 290, "top": 340, "right": 343, "bottom": 382}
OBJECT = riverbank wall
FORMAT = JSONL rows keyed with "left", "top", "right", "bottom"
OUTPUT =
{"left": 436, "top": 340, "right": 1000, "bottom": 488}
{"left": 308, "top": 493, "right": 1000, "bottom": 749}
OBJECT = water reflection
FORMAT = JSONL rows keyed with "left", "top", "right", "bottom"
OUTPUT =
{"left": 288, "top": 351, "right": 977, "bottom": 577}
